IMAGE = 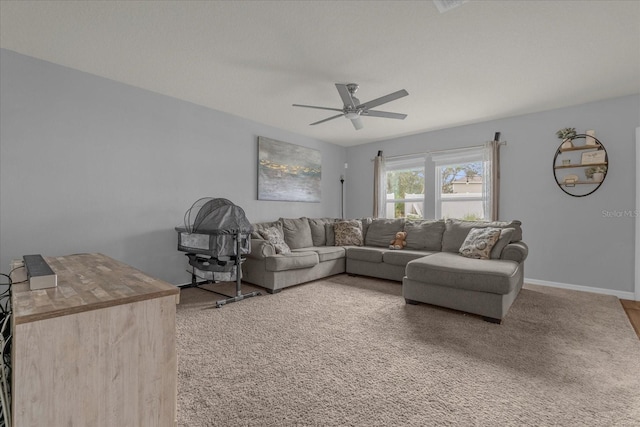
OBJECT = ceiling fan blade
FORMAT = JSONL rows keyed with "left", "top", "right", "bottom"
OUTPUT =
{"left": 335, "top": 84, "right": 356, "bottom": 109}
{"left": 351, "top": 117, "right": 363, "bottom": 130}
{"left": 357, "top": 89, "right": 408, "bottom": 110}
{"left": 310, "top": 114, "right": 343, "bottom": 126}
{"left": 293, "top": 104, "right": 343, "bottom": 112}
{"left": 362, "top": 110, "right": 407, "bottom": 120}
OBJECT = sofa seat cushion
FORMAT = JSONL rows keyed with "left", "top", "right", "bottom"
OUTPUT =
{"left": 265, "top": 252, "right": 319, "bottom": 272}
{"left": 292, "top": 246, "right": 345, "bottom": 262}
{"left": 405, "top": 252, "right": 520, "bottom": 295}
{"left": 382, "top": 250, "right": 435, "bottom": 267}
{"left": 346, "top": 247, "right": 386, "bottom": 263}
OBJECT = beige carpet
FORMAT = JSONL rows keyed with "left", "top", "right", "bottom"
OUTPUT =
{"left": 176, "top": 275, "right": 640, "bottom": 426}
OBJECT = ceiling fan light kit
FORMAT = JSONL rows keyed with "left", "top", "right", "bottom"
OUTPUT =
{"left": 293, "top": 83, "right": 409, "bottom": 131}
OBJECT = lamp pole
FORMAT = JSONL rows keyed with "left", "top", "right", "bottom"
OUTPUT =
{"left": 340, "top": 175, "right": 345, "bottom": 219}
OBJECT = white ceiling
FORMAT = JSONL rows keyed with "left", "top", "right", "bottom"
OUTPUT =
{"left": 1, "top": 1, "right": 638, "bottom": 147}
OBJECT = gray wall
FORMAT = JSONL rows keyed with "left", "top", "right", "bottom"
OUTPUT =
{"left": 0, "top": 49, "right": 346, "bottom": 285}
{"left": 2, "top": 48, "right": 637, "bottom": 296}
{"left": 345, "top": 95, "right": 639, "bottom": 295}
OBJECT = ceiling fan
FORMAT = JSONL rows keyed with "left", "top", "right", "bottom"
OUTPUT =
{"left": 293, "top": 83, "right": 408, "bottom": 130}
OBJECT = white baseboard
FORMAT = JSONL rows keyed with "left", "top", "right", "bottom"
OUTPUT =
{"left": 525, "top": 277, "right": 637, "bottom": 301}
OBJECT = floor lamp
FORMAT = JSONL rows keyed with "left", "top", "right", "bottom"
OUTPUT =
{"left": 340, "top": 175, "right": 345, "bottom": 219}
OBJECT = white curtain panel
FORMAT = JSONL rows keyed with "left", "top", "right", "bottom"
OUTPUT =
{"left": 493, "top": 140, "right": 501, "bottom": 221}
{"left": 373, "top": 155, "right": 386, "bottom": 218}
{"left": 482, "top": 142, "right": 493, "bottom": 221}
{"left": 483, "top": 140, "right": 501, "bottom": 221}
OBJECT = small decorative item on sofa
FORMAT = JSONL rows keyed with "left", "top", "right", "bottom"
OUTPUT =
{"left": 389, "top": 231, "right": 407, "bottom": 250}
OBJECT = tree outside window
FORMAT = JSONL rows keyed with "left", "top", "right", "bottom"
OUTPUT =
{"left": 386, "top": 163, "right": 425, "bottom": 219}
{"left": 437, "top": 161, "right": 484, "bottom": 220}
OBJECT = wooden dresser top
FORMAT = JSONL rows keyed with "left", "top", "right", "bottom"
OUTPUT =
{"left": 12, "top": 253, "right": 179, "bottom": 325}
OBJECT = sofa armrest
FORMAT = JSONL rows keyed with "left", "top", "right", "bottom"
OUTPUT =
{"left": 500, "top": 241, "right": 528, "bottom": 263}
{"left": 248, "top": 239, "right": 276, "bottom": 259}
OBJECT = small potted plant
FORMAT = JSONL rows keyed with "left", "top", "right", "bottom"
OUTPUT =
{"left": 585, "top": 165, "right": 607, "bottom": 182}
{"left": 556, "top": 127, "right": 577, "bottom": 149}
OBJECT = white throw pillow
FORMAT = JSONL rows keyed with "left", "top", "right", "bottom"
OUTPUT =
{"left": 459, "top": 227, "right": 501, "bottom": 260}
{"left": 258, "top": 226, "right": 291, "bottom": 254}
{"left": 333, "top": 220, "right": 364, "bottom": 246}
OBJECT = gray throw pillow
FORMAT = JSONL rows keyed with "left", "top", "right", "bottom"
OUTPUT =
{"left": 404, "top": 220, "right": 445, "bottom": 251}
{"left": 490, "top": 228, "right": 516, "bottom": 259}
{"left": 280, "top": 217, "right": 313, "bottom": 249}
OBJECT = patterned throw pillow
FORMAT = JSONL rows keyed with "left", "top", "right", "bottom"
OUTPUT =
{"left": 258, "top": 226, "right": 291, "bottom": 254}
{"left": 459, "top": 227, "right": 501, "bottom": 260}
{"left": 333, "top": 220, "right": 364, "bottom": 246}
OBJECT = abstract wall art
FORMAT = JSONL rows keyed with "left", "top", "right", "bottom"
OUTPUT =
{"left": 258, "top": 136, "right": 321, "bottom": 202}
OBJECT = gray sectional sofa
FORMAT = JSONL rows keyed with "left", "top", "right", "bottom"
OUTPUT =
{"left": 242, "top": 217, "right": 528, "bottom": 323}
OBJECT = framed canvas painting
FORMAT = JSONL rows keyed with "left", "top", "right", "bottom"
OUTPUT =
{"left": 258, "top": 137, "right": 321, "bottom": 202}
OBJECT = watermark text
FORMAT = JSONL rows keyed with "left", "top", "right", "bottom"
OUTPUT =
{"left": 602, "top": 210, "right": 639, "bottom": 218}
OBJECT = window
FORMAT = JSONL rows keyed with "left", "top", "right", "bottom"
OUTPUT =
{"left": 385, "top": 157, "right": 426, "bottom": 219}
{"left": 432, "top": 146, "right": 488, "bottom": 220}
{"left": 381, "top": 144, "right": 493, "bottom": 220}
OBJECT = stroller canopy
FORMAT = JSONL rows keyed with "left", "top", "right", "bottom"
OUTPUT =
{"left": 183, "top": 198, "right": 253, "bottom": 235}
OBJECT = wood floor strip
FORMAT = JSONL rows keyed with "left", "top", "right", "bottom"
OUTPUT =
{"left": 620, "top": 299, "right": 640, "bottom": 339}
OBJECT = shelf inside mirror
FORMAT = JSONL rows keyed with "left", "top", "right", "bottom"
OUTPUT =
{"left": 558, "top": 143, "right": 602, "bottom": 153}
{"left": 554, "top": 162, "right": 607, "bottom": 170}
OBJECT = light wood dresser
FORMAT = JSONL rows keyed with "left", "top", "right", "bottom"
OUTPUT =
{"left": 11, "top": 253, "right": 180, "bottom": 427}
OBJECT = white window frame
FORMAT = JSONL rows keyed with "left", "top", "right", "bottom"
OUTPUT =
{"left": 382, "top": 145, "right": 492, "bottom": 220}
{"left": 384, "top": 156, "right": 427, "bottom": 219}
{"left": 432, "top": 147, "right": 488, "bottom": 220}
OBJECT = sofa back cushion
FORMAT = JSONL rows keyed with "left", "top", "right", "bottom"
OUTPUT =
{"left": 404, "top": 220, "right": 445, "bottom": 251}
{"left": 359, "top": 217, "right": 373, "bottom": 241}
{"left": 308, "top": 218, "right": 339, "bottom": 246}
{"left": 280, "top": 217, "right": 314, "bottom": 249}
{"left": 441, "top": 219, "right": 523, "bottom": 253}
{"left": 364, "top": 218, "right": 405, "bottom": 247}
{"left": 325, "top": 223, "right": 336, "bottom": 246}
